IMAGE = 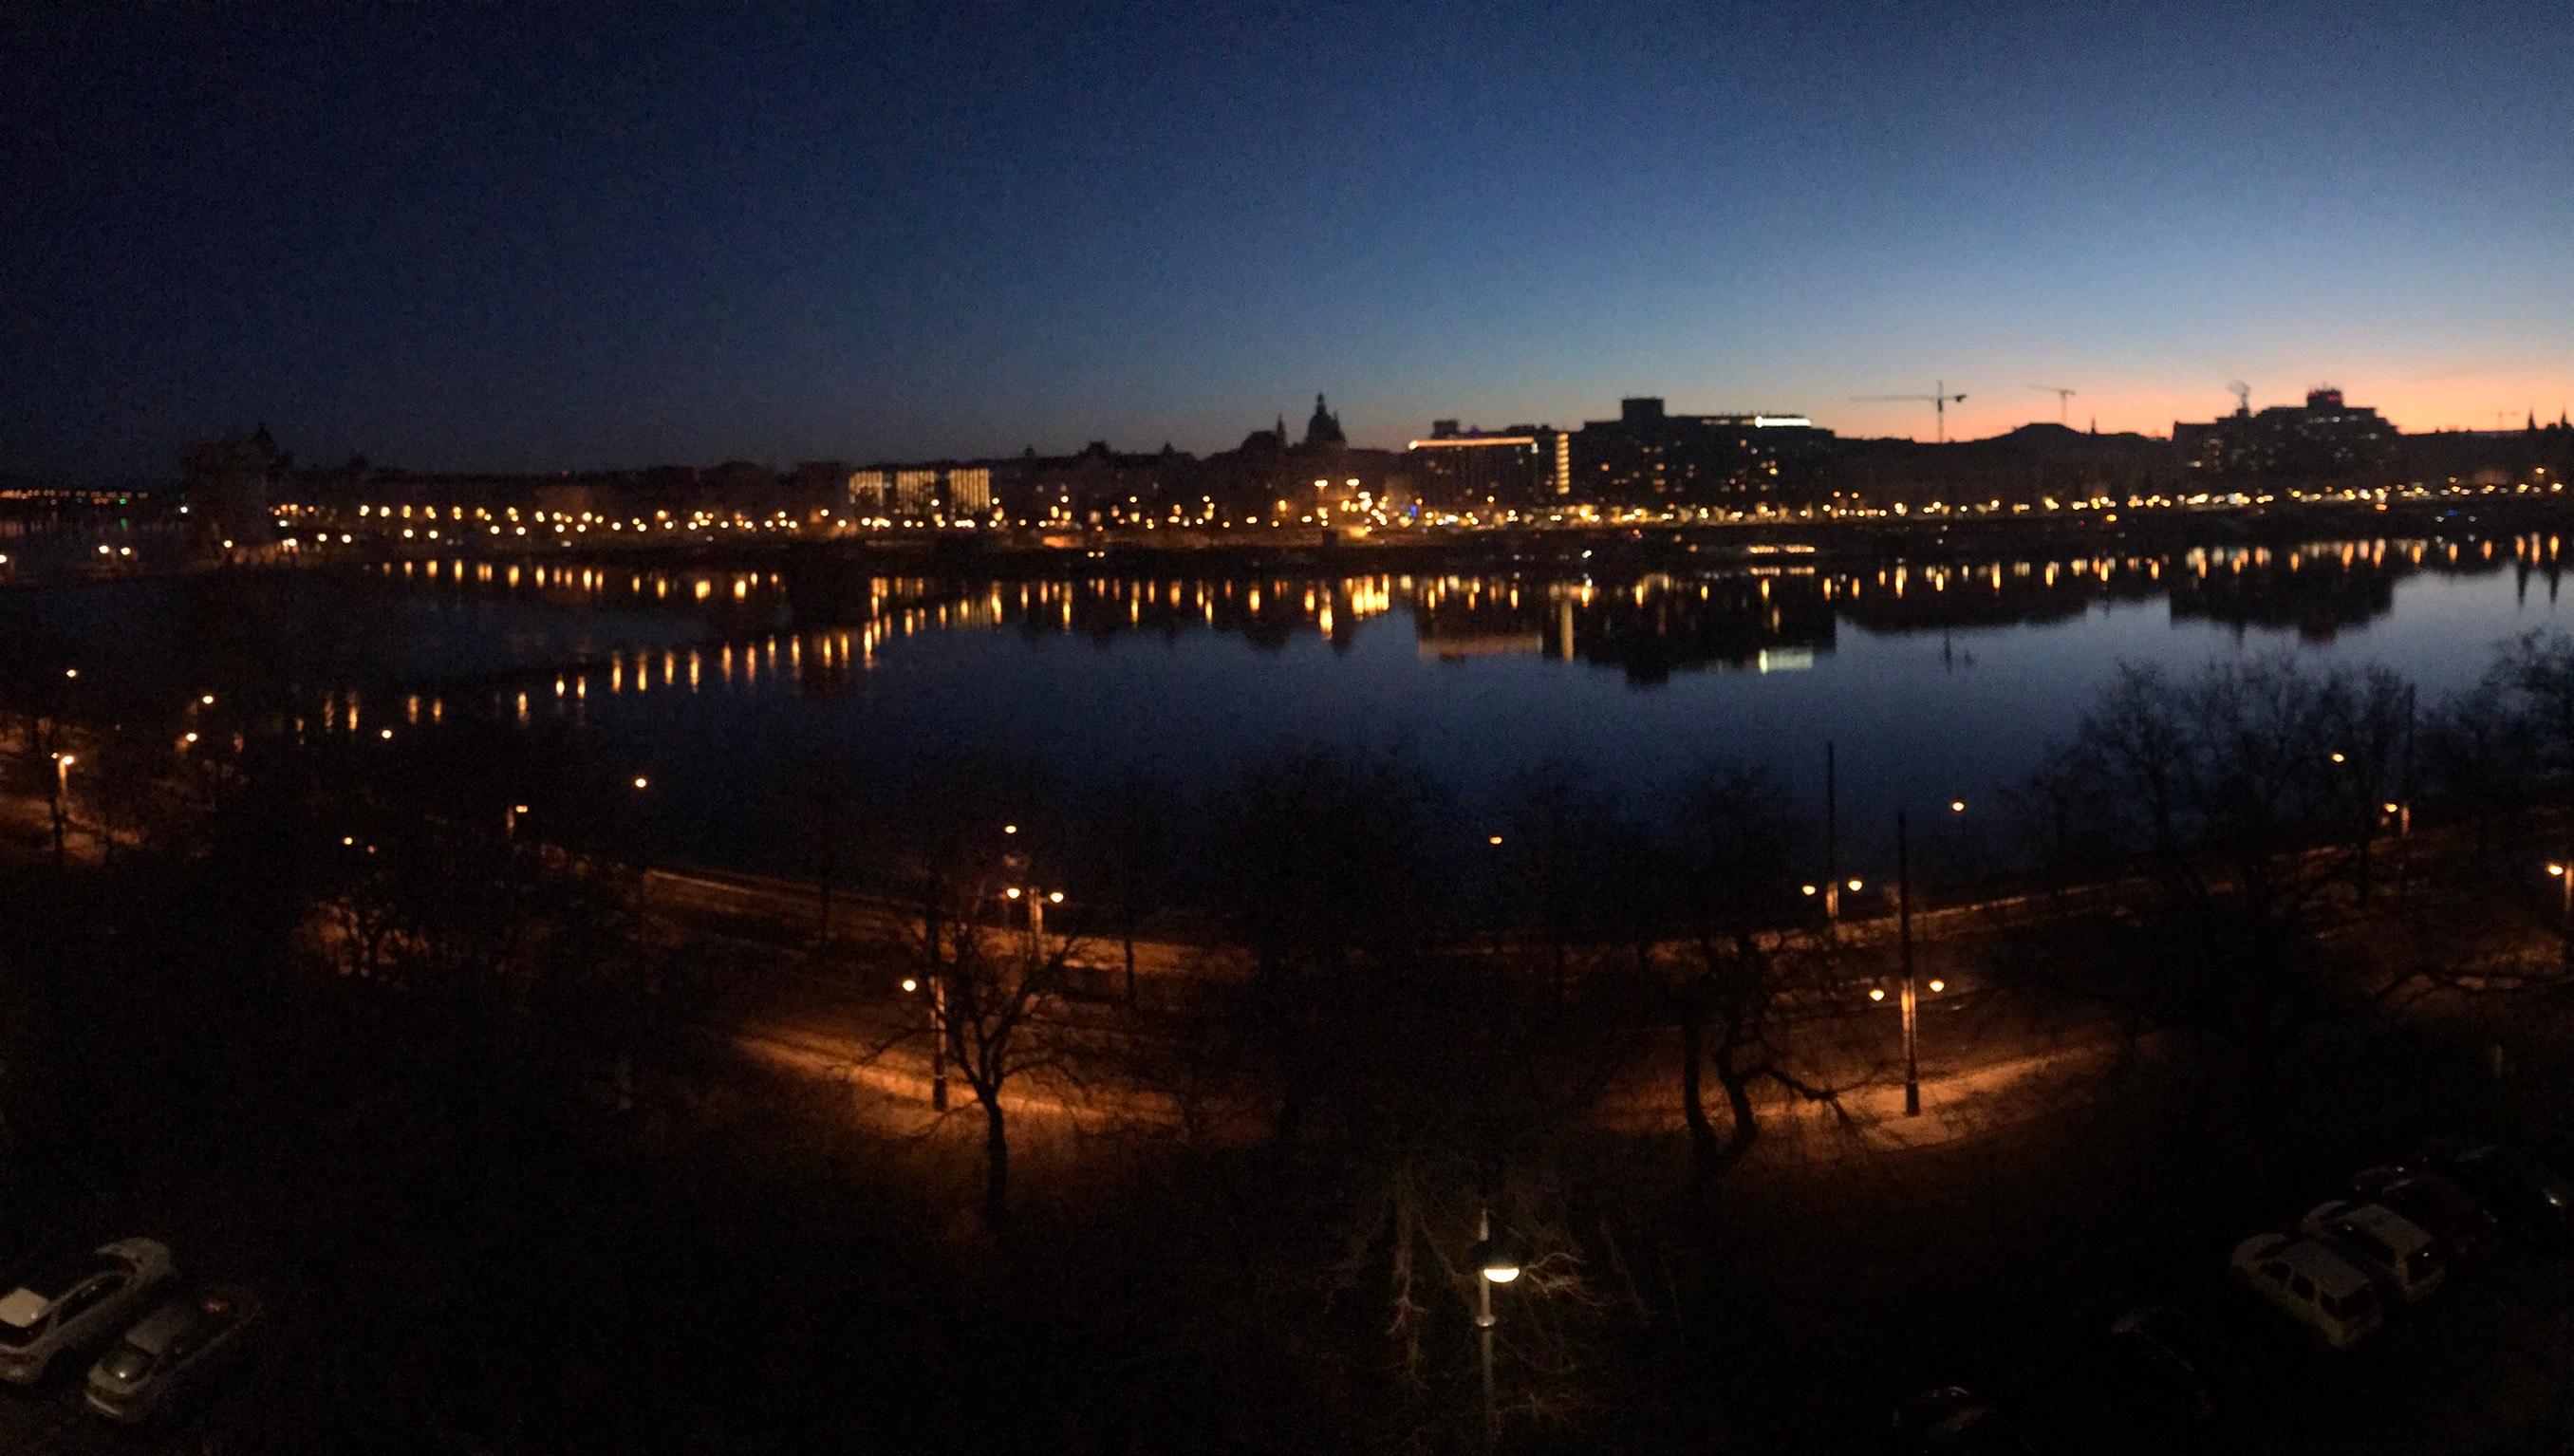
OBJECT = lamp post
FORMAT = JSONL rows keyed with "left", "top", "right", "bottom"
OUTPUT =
{"left": 2550, "top": 863, "right": 2573, "bottom": 969}
{"left": 1470, "top": 1208, "right": 1520, "bottom": 1448}
{"left": 1898, "top": 808, "right": 1918, "bottom": 1116}
{"left": 1895, "top": 796, "right": 1968, "bottom": 1118}
{"left": 1822, "top": 740, "right": 1840, "bottom": 930}
{"left": 901, "top": 974, "right": 949, "bottom": 1111}
{"left": 48, "top": 752, "right": 74, "bottom": 868}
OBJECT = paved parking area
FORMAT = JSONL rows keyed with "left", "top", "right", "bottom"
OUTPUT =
{"left": 1986, "top": 1244, "right": 2574, "bottom": 1452}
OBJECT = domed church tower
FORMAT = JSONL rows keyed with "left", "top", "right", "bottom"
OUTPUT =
{"left": 1303, "top": 394, "right": 1346, "bottom": 449}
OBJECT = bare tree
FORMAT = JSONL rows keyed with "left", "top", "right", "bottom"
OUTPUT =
{"left": 867, "top": 754, "right": 1081, "bottom": 1223}
{"left": 2016, "top": 655, "right": 2418, "bottom": 1061}
{"left": 1079, "top": 772, "right": 1173, "bottom": 1007}
{"left": 1490, "top": 759, "right": 1621, "bottom": 1010}
{"left": 1662, "top": 761, "right": 1847, "bottom": 1188}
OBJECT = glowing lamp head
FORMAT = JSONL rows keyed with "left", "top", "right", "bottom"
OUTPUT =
{"left": 1471, "top": 1231, "right": 1523, "bottom": 1285}
{"left": 1868, "top": 986, "right": 1887, "bottom": 1002}
{"left": 1800, "top": 884, "right": 1818, "bottom": 896}
{"left": 1949, "top": 799, "right": 1966, "bottom": 813}
{"left": 1005, "top": 887, "right": 1022, "bottom": 900}
{"left": 56, "top": 754, "right": 75, "bottom": 767}
{"left": 2382, "top": 802, "right": 2400, "bottom": 814}
{"left": 200, "top": 694, "right": 215, "bottom": 705}
{"left": 900, "top": 978, "right": 919, "bottom": 994}
{"left": 1928, "top": 979, "right": 1947, "bottom": 994}
{"left": 2552, "top": 864, "right": 2567, "bottom": 878}
{"left": 379, "top": 728, "right": 393, "bottom": 740}
{"left": 1487, "top": 834, "right": 1504, "bottom": 847}
{"left": 2329, "top": 751, "right": 2346, "bottom": 764}
{"left": 1048, "top": 890, "right": 1064, "bottom": 904}
{"left": 632, "top": 776, "right": 650, "bottom": 791}
{"left": 1002, "top": 823, "right": 1018, "bottom": 835}
{"left": 1846, "top": 878, "right": 1863, "bottom": 892}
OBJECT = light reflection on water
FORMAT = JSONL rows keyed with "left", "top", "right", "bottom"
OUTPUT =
{"left": 9, "top": 534, "right": 2574, "bottom": 874}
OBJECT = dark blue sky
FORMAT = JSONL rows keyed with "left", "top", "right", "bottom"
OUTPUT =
{"left": 6, "top": 2, "right": 2569, "bottom": 476}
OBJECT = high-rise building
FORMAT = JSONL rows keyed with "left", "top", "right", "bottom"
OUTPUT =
{"left": 1405, "top": 421, "right": 1570, "bottom": 510}
{"left": 1571, "top": 398, "right": 1832, "bottom": 505}
{"left": 2174, "top": 387, "right": 2395, "bottom": 480}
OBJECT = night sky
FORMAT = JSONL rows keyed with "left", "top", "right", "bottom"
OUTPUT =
{"left": 6, "top": 1, "right": 2569, "bottom": 477}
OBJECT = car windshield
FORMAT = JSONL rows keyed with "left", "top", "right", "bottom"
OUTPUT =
{"left": 0, "top": 1311, "right": 47, "bottom": 1349}
{"left": 97, "top": 1339, "right": 156, "bottom": 1384}
{"left": 2342, "top": 1223, "right": 2399, "bottom": 1265}
{"left": 2324, "top": 1286, "right": 2379, "bottom": 1324}
{"left": 14, "top": 1252, "right": 107, "bottom": 1301}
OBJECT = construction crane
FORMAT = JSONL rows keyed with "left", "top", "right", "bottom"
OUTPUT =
{"left": 2029, "top": 384, "right": 2076, "bottom": 425}
{"left": 1850, "top": 381, "right": 1968, "bottom": 443}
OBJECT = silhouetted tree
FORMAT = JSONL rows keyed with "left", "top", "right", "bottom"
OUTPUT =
{"left": 2017, "top": 656, "right": 2416, "bottom": 1062}
{"left": 1662, "top": 761, "right": 1847, "bottom": 1187}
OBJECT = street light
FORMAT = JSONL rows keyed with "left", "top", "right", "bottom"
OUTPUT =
{"left": 900, "top": 973, "right": 948, "bottom": 1111}
{"left": 48, "top": 753, "right": 75, "bottom": 867}
{"left": 1469, "top": 1209, "right": 1521, "bottom": 1447}
{"left": 1894, "top": 798, "right": 1969, "bottom": 1117}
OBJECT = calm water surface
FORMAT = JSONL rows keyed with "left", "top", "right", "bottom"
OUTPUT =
{"left": 9, "top": 536, "right": 2574, "bottom": 877}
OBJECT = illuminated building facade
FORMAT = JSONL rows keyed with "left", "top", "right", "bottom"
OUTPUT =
{"left": 1406, "top": 421, "right": 1570, "bottom": 511}
{"left": 848, "top": 464, "right": 992, "bottom": 519}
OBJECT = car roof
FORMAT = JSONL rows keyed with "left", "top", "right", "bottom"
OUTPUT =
{"left": 118, "top": 1298, "right": 202, "bottom": 1354}
{"left": 2336, "top": 1203, "right": 2430, "bottom": 1249}
{"left": 2275, "top": 1240, "right": 2372, "bottom": 1296}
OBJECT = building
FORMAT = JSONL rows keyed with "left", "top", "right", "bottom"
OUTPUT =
{"left": 1191, "top": 394, "right": 1404, "bottom": 523}
{"left": 180, "top": 427, "right": 285, "bottom": 549}
{"left": 2173, "top": 387, "right": 2397, "bottom": 481}
{"left": 1571, "top": 398, "right": 1834, "bottom": 506}
{"left": 1405, "top": 421, "right": 1570, "bottom": 512}
{"left": 945, "top": 466, "right": 992, "bottom": 514}
{"left": 848, "top": 464, "right": 993, "bottom": 520}
{"left": 987, "top": 441, "right": 1193, "bottom": 524}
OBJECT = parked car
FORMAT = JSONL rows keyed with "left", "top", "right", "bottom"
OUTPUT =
{"left": 2299, "top": 1200, "right": 2443, "bottom": 1303}
{"left": 0, "top": 1239, "right": 177, "bottom": 1384}
{"left": 2102, "top": 1302, "right": 2235, "bottom": 1428}
{"left": 84, "top": 1285, "right": 263, "bottom": 1424}
{"left": 2352, "top": 1166, "right": 2499, "bottom": 1264}
{"left": 2229, "top": 1235, "right": 2381, "bottom": 1347}
{"left": 2428, "top": 1143, "right": 2574, "bottom": 1252}
{"left": 1892, "top": 1385, "right": 2039, "bottom": 1455}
